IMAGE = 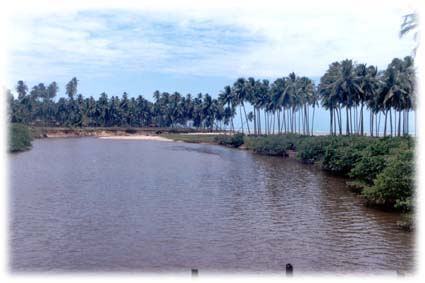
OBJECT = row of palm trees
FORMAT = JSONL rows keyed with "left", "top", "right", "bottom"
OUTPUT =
{"left": 320, "top": 56, "right": 415, "bottom": 136}
{"left": 7, "top": 56, "right": 415, "bottom": 136}
{"left": 219, "top": 56, "right": 415, "bottom": 137}
{"left": 220, "top": 74, "right": 318, "bottom": 135}
{"left": 8, "top": 81, "right": 229, "bottom": 130}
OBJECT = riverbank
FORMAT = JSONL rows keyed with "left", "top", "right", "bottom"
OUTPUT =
{"left": 28, "top": 126, "right": 212, "bottom": 138}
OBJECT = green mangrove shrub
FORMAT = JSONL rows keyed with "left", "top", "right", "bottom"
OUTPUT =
{"left": 362, "top": 147, "right": 414, "bottom": 211}
{"left": 9, "top": 123, "right": 33, "bottom": 152}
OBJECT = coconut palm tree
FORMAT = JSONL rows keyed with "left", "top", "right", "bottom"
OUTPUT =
{"left": 219, "top": 85, "right": 236, "bottom": 132}
{"left": 401, "top": 56, "right": 416, "bottom": 135}
{"left": 296, "top": 77, "right": 315, "bottom": 135}
{"left": 327, "top": 59, "right": 363, "bottom": 135}
{"left": 232, "top": 78, "right": 250, "bottom": 134}
{"left": 319, "top": 62, "right": 342, "bottom": 135}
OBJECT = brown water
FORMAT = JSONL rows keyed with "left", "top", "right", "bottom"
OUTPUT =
{"left": 9, "top": 138, "right": 414, "bottom": 273}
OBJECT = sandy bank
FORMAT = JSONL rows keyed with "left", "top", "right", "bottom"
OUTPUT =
{"left": 98, "top": 135, "right": 173, "bottom": 142}
{"left": 180, "top": 132, "right": 229, "bottom": 135}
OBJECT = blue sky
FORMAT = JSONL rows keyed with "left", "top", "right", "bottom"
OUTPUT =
{"left": 5, "top": 1, "right": 416, "bottom": 95}
{"left": 2, "top": 0, "right": 417, "bottom": 131}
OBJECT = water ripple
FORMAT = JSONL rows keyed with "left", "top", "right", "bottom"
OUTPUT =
{"left": 9, "top": 138, "right": 414, "bottom": 273}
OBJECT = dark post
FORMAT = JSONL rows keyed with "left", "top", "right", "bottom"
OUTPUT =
{"left": 191, "top": 269, "right": 198, "bottom": 277}
{"left": 285, "top": 263, "right": 293, "bottom": 276}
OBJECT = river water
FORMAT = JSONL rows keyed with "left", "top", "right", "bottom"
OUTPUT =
{"left": 9, "top": 138, "right": 414, "bottom": 273}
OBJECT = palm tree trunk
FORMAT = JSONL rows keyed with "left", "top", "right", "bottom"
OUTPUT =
{"left": 346, "top": 107, "right": 350, "bottom": 135}
{"left": 352, "top": 105, "right": 359, "bottom": 135}
{"left": 389, "top": 109, "right": 393, "bottom": 137}
{"left": 281, "top": 111, "right": 285, "bottom": 133}
{"left": 384, "top": 110, "right": 388, "bottom": 137}
{"left": 290, "top": 108, "right": 293, "bottom": 133}
{"left": 297, "top": 109, "right": 301, "bottom": 134}
{"left": 231, "top": 117, "right": 235, "bottom": 133}
{"left": 288, "top": 109, "right": 291, "bottom": 133}
{"left": 287, "top": 109, "right": 290, "bottom": 133}
{"left": 375, "top": 112, "right": 379, "bottom": 136}
{"left": 403, "top": 110, "right": 407, "bottom": 136}
{"left": 306, "top": 104, "right": 310, "bottom": 135}
{"left": 407, "top": 110, "right": 410, "bottom": 135}
{"left": 311, "top": 105, "right": 315, "bottom": 136}
{"left": 269, "top": 111, "right": 272, "bottom": 135}
{"left": 414, "top": 110, "right": 416, "bottom": 137}
{"left": 242, "top": 103, "right": 250, "bottom": 135}
{"left": 257, "top": 109, "right": 261, "bottom": 135}
{"left": 360, "top": 103, "right": 364, "bottom": 136}
{"left": 239, "top": 105, "right": 244, "bottom": 133}
{"left": 336, "top": 107, "right": 341, "bottom": 135}
{"left": 253, "top": 106, "right": 257, "bottom": 135}
{"left": 377, "top": 112, "right": 381, "bottom": 137}
{"left": 330, "top": 107, "right": 333, "bottom": 135}
{"left": 304, "top": 106, "right": 307, "bottom": 135}
{"left": 339, "top": 107, "right": 342, "bottom": 135}
{"left": 398, "top": 110, "right": 401, "bottom": 137}
{"left": 277, "top": 109, "right": 281, "bottom": 135}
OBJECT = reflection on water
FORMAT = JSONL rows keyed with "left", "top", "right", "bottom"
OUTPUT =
{"left": 9, "top": 138, "right": 414, "bottom": 273}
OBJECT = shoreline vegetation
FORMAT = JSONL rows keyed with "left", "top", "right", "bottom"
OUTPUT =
{"left": 9, "top": 125, "right": 414, "bottom": 231}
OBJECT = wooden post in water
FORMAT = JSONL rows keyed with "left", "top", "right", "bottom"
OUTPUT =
{"left": 191, "top": 269, "right": 198, "bottom": 277}
{"left": 285, "top": 263, "right": 293, "bottom": 276}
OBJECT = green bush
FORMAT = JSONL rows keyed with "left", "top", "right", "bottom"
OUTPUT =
{"left": 297, "top": 136, "right": 332, "bottom": 164}
{"left": 244, "top": 135, "right": 289, "bottom": 156}
{"left": 348, "top": 138, "right": 410, "bottom": 184}
{"left": 362, "top": 147, "right": 414, "bottom": 211}
{"left": 9, "top": 123, "right": 33, "bottom": 152}
{"left": 214, "top": 133, "right": 244, "bottom": 147}
{"left": 231, "top": 133, "right": 245, "bottom": 147}
{"left": 321, "top": 137, "right": 370, "bottom": 175}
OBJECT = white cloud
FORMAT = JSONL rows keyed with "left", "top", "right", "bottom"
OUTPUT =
{"left": 2, "top": 0, "right": 418, "bottom": 85}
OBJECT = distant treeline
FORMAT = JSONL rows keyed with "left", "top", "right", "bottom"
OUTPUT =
{"left": 7, "top": 56, "right": 415, "bottom": 136}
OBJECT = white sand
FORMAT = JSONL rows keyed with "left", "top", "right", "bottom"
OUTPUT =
{"left": 98, "top": 135, "right": 173, "bottom": 142}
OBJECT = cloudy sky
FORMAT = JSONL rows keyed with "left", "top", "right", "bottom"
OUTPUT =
{"left": 2, "top": 0, "right": 417, "bottom": 98}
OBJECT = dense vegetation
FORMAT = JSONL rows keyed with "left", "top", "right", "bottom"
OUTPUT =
{"left": 7, "top": 56, "right": 415, "bottom": 137}
{"left": 244, "top": 135, "right": 414, "bottom": 214}
{"left": 9, "top": 123, "right": 33, "bottom": 152}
